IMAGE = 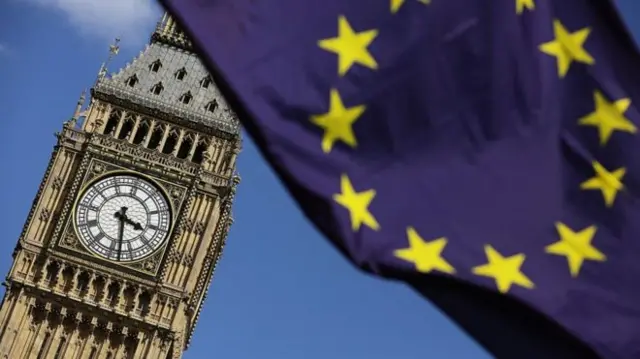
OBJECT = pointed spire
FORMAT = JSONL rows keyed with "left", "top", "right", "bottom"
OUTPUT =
{"left": 153, "top": 12, "right": 191, "bottom": 48}
{"left": 64, "top": 89, "right": 88, "bottom": 128}
{"left": 157, "top": 12, "right": 176, "bottom": 36}
{"left": 73, "top": 89, "right": 87, "bottom": 119}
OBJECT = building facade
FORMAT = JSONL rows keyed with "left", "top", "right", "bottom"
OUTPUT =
{"left": 0, "top": 14, "right": 240, "bottom": 359}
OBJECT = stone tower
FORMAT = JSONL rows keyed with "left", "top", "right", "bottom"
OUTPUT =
{"left": 0, "top": 14, "right": 240, "bottom": 359}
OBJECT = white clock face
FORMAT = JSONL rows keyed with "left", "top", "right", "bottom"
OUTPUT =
{"left": 74, "top": 174, "right": 172, "bottom": 262}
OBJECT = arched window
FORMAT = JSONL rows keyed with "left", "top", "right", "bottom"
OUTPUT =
{"left": 125, "top": 74, "right": 138, "bottom": 87}
{"left": 53, "top": 337, "right": 67, "bottom": 359}
{"left": 36, "top": 332, "right": 51, "bottom": 359}
{"left": 147, "top": 125, "right": 164, "bottom": 150}
{"left": 192, "top": 141, "right": 208, "bottom": 164}
{"left": 133, "top": 120, "right": 149, "bottom": 145}
{"left": 174, "top": 67, "right": 187, "bottom": 80}
{"left": 162, "top": 130, "right": 179, "bottom": 154}
{"left": 103, "top": 109, "right": 122, "bottom": 135}
{"left": 118, "top": 115, "right": 135, "bottom": 140}
{"left": 177, "top": 135, "right": 194, "bottom": 159}
{"left": 179, "top": 92, "right": 193, "bottom": 105}
{"left": 150, "top": 82, "right": 164, "bottom": 95}
{"left": 149, "top": 60, "right": 162, "bottom": 72}
{"left": 204, "top": 100, "right": 217, "bottom": 113}
{"left": 200, "top": 76, "right": 211, "bottom": 88}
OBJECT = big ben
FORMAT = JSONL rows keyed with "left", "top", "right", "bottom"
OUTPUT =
{"left": 0, "top": 13, "right": 240, "bottom": 359}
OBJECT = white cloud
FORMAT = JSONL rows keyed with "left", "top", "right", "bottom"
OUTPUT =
{"left": 22, "top": 0, "right": 162, "bottom": 45}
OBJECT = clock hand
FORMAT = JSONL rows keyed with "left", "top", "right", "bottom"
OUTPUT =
{"left": 123, "top": 217, "right": 144, "bottom": 231}
{"left": 113, "top": 207, "right": 128, "bottom": 261}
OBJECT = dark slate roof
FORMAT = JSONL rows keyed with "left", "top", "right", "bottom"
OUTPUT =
{"left": 93, "top": 24, "right": 240, "bottom": 135}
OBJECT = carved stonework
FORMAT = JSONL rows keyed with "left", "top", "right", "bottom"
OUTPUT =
{"left": 84, "top": 160, "right": 120, "bottom": 184}
{"left": 193, "top": 221, "right": 205, "bottom": 236}
{"left": 167, "top": 249, "right": 180, "bottom": 264}
{"left": 60, "top": 228, "right": 82, "bottom": 250}
{"left": 39, "top": 208, "right": 51, "bottom": 222}
{"left": 92, "top": 162, "right": 105, "bottom": 174}
{"left": 17, "top": 147, "right": 59, "bottom": 244}
{"left": 52, "top": 176, "right": 64, "bottom": 190}
{"left": 182, "top": 254, "right": 193, "bottom": 267}
{"left": 183, "top": 219, "right": 194, "bottom": 233}
{"left": 127, "top": 249, "right": 165, "bottom": 275}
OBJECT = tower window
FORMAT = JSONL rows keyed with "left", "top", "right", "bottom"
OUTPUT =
{"left": 76, "top": 271, "right": 90, "bottom": 296}
{"left": 149, "top": 60, "right": 162, "bottom": 72}
{"left": 133, "top": 121, "right": 149, "bottom": 145}
{"left": 177, "top": 136, "right": 194, "bottom": 159}
{"left": 174, "top": 67, "right": 187, "bottom": 80}
{"left": 125, "top": 74, "right": 138, "bottom": 87}
{"left": 192, "top": 142, "right": 208, "bottom": 164}
{"left": 150, "top": 82, "right": 164, "bottom": 95}
{"left": 204, "top": 100, "right": 218, "bottom": 113}
{"left": 118, "top": 116, "right": 135, "bottom": 140}
{"left": 53, "top": 337, "right": 67, "bottom": 359}
{"left": 138, "top": 291, "right": 151, "bottom": 316}
{"left": 179, "top": 92, "right": 193, "bottom": 105}
{"left": 162, "top": 131, "right": 178, "bottom": 154}
{"left": 103, "top": 109, "right": 121, "bottom": 135}
{"left": 147, "top": 126, "right": 164, "bottom": 150}
{"left": 200, "top": 76, "right": 211, "bottom": 88}
{"left": 37, "top": 332, "right": 51, "bottom": 359}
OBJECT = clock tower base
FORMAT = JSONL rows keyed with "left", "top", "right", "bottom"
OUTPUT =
{"left": 0, "top": 281, "right": 176, "bottom": 359}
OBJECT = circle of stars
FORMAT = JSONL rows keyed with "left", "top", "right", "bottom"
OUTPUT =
{"left": 309, "top": 0, "right": 633, "bottom": 296}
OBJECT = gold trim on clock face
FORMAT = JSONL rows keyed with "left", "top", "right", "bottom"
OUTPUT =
{"left": 74, "top": 173, "right": 172, "bottom": 263}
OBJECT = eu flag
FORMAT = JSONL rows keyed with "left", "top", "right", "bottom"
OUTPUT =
{"left": 160, "top": 0, "right": 640, "bottom": 357}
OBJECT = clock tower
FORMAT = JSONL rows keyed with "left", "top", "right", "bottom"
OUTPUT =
{"left": 0, "top": 14, "right": 240, "bottom": 359}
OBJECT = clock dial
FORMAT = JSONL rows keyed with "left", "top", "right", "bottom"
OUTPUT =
{"left": 74, "top": 174, "right": 172, "bottom": 262}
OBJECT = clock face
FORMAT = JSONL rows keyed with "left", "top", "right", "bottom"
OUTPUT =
{"left": 74, "top": 174, "right": 172, "bottom": 262}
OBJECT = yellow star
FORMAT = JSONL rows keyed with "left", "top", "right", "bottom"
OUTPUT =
{"left": 579, "top": 91, "right": 636, "bottom": 146}
{"left": 318, "top": 15, "right": 378, "bottom": 76}
{"left": 394, "top": 227, "right": 455, "bottom": 274}
{"left": 391, "top": 0, "right": 431, "bottom": 13}
{"left": 472, "top": 245, "right": 534, "bottom": 294}
{"left": 580, "top": 162, "right": 626, "bottom": 207}
{"left": 333, "top": 174, "right": 380, "bottom": 231}
{"left": 546, "top": 222, "right": 605, "bottom": 277}
{"left": 539, "top": 19, "right": 594, "bottom": 78}
{"left": 516, "top": 0, "right": 534, "bottom": 14}
{"left": 310, "top": 89, "right": 365, "bottom": 153}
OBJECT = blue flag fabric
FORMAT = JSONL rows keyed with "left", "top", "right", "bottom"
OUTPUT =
{"left": 160, "top": 0, "right": 640, "bottom": 357}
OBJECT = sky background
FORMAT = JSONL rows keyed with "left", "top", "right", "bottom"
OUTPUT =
{"left": 0, "top": 1, "right": 639, "bottom": 358}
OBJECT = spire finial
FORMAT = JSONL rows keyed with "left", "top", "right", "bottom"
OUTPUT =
{"left": 96, "top": 37, "right": 121, "bottom": 82}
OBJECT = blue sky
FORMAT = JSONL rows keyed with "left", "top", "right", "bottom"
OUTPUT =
{"left": 0, "top": 1, "right": 639, "bottom": 358}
